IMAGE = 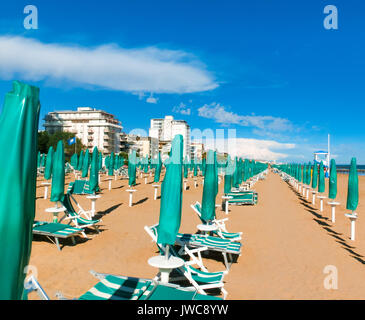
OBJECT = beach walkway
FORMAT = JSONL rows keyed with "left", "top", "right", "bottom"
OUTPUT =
{"left": 224, "top": 171, "right": 365, "bottom": 299}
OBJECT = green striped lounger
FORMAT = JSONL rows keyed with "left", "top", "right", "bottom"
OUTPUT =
{"left": 78, "top": 274, "right": 222, "bottom": 300}
{"left": 225, "top": 191, "right": 258, "bottom": 205}
{"left": 176, "top": 233, "right": 241, "bottom": 270}
{"left": 33, "top": 221, "right": 83, "bottom": 251}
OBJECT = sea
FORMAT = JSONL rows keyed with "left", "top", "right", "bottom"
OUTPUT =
{"left": 337, "top": 164, "right": 365, "bottom": 176}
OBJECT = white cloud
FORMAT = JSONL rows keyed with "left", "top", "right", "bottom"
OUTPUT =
{"left": 0, "top": 36, "right": 218, "bottom": 94}
{"left": 203, "top": 137, "right": 295, "bottom": 161}
{"left": 146, "top": 95, "right": 158, "bottom": 104}
{"left": 173, "top": 102, "right": 191, "bottom": 115}
{"left": 198, "top": 102, "right": 293, "bottom": 133}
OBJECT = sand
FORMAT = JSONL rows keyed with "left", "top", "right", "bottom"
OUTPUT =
{"left": 28, "top": 170, "right": 364, "bottom": 300}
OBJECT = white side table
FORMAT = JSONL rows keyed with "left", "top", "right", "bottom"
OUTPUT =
{"left": 148, "top": 255, "right": 184, "bottom": 283}
{"left": 152, "top": 184, "right": 160, "bottom": 200}
{"left": 345, "top": 212, "right": 358, "bottom": 241}
{"left": 86, "top": 194, "right": 101, "bottom": 217}
{"left": 222, "top": 195, "right": 233, "bottom": 215}
{"left": 126, "top": 189, "right": 137, "bottom": 207}
{"left": 42, "top": 181, "right": 51, "bottom": 199}
{"left": 45, "top": 206, "right": 66, "bottom": 223}
{"left": 328, "top": 201, "right": 340, "bottom": 223}
{"left": 197, "top": 223, "right": 218, "bottom": 236}
{"left": 317, "top": 195, "right": 326, "bottom": 212}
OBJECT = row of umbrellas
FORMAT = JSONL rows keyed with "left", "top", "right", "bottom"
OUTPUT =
{"left": 274, "top": 158, "right": 359, "bottom": 211}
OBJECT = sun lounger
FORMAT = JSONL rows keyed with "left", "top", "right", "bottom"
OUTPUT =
{"left": 67, "top": 180, "right": 99, "bottom": 195}
{"left": 147, "top": 224, "right": 241, "bottom": 270}
{"left": 60, "top": 194, "right": 101, "bottom": 235}
{"left": 145, "top": 225, "right": 228, "bottom": 298}
{"left": 32, "top": 221, "right": 83, "bottom": 251}
{"left": 191, "top": 201, "right": 242, "bottom": 241}
{"left": 25, "top": 271, "right": 222, "bottom": 300}
{"left": 224, "top": 190, "right": 258, "bottom": 206}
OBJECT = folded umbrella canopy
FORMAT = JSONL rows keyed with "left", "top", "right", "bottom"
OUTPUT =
{"left": 328, "top": 159, "right": 337, "bottom": 200}
{"left": 0, "top": 81, "right": 40, "bottom": 299}
{"left": 318, "top": 161, "right": 325, "bottom": 193}
{"left": 157, "top": 135, "right": 183, "bottom": 245}
{"left": 70, "top": 153, "right": 78, "bottom": 170}
{"left": 44, "top": 146, "right": 54, "bottom": 181}
{"left": 89, "top": 147, "right": 99, "bottom": 194}
{"left": 50, "top": 140, "right": 65, "bottom": 203}
{"left": 346, "top": 157, "right": 358, "bottom": 211}
{"left": 37, "top": 151, "right": 41, "bottom": 168}
{"left": 128, "top": 150, "right": 137, "bottom": 187}
{"left": 201, "top": 150, "right": 216, "bottom": 223}
{"left": 224, "top": 155, "right": 233, "bottom": 194}
{"left": 81, "top": 149, "right": 90, "bottom": 178}
{"left": 77, "top": 151, "right": 84, "bottom": 171}
{"left": 311, "top": 163, "right": 318, "bottom": 189}
{"left": 108, "top": 152, "right": 114, "bottom": 176}
{"left": 154, "top": 152, "right": 162, "bottom": 183}
{"left": 183, "top": 156, "right": 189, "bottom": 179}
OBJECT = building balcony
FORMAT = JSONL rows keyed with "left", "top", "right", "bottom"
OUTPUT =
{"left": 87, "top": 142, "right": 94, "bottom": 147}
{"left": 88, "top": 128, "right": 94, "bottom": 133}
{"left": 103, "top": 135, "right": 109, "bottom": 140}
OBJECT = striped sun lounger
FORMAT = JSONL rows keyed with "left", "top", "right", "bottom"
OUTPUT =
{"left": 32, "top": 221, "right": 83, "bottom": 251}
{"left": 78, "top": 273, "right": 222, "bottom": 300}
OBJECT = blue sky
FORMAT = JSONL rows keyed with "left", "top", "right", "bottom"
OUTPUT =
{"left": 0, "top": 0, "right": 364, "bottom": 163}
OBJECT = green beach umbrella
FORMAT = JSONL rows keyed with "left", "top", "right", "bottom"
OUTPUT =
{"left": 201, "top": 150, "right": 216, "bottom": 223}
{"left": 40, "top": 153, "right": 46, "bottom": 168}
{"left": 44, "top": 146, "right": 54, "bottom": 181}
{"left": 311, "top": 163, "right": 318, "bottom": 189}
{"left": 37, "top": 151, "right": 41, "bottom": 168}
{"left": 154, "top": 153, "right": 162, "bottom": 183}
{"left": 81, "top": 149, "right": 90, "bottom": 178}
{"left": 0, "top": 81, "right": 40, "bottom": 300}
{"left": 128, "top": 150, "right": 137, "bottom": 187}
{"left": 50, "top": 140, "right": 65, "bottom": 203}
{"left": 224, "top": 155, "right": 233, "bottom": 194}
{"left": 70, "top": 153, "right": 78, "bottom": 170}
{"left": 346, "top": 158, "right": 359, "bottom": 211}
{"left": 157, "top": 135, "right": 183, "bottom": 245}
{"left": 108, "top": 152, "right": 114, "bottom": 176}
{"left": 77, "top": 151, "right": 84, "bottom": 171}
{"left": 98, "top": 153, "right": 103, "bottom": 171}
{"left": 318, "top": 161, "right": 325, "bottom": 193}
{"left": 328, "top": 159, "right": 337, "bottom": 200}
{"left": 89, "top": 147, "right": 99, "bottom": 194}
{"left": 183, "top": 156, "right": 189, "bottom": 179}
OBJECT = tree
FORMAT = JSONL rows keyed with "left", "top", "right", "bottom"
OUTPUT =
{"left": 38, "top": 131, "right": 85, "bottom": 162}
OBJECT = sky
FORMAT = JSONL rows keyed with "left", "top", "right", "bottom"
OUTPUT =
{"left": 0, "top": 0, "right": 364, "bottom": 164}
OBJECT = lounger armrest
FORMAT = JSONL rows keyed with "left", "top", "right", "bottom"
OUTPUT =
{"left": 188, "top": 246, "right": 209, "bottom": 254}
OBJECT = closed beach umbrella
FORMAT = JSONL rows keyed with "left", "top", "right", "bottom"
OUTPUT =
{"left": 50, "top": 141, "right": 65, "bottom": 203}
{"left": 40, "top": 153, "right": 46, "bottom": 168}
{"left": 201, "top": 150, "right": 216, "bottom": 223}
{"left": 328, "top": 159, "right": 337, "bottom": 200}
{"left": 44, "top": 146, "right": 54, "bottom": 180}
{"left": 311, "top": 163, "right": 318, "bottom": 189}
{"left": 318, "top": 161, "right": 325, "bottom": 193}
{"left": 183, "top": 156, "right": 189, "bottom": 179}
{"left": 128, "top": 150, "right": 137, "bottom": 187}
{"left": 154, "top": 153, "right": 162, "bottom": 183}
{"left": 224, "top": 155, "right": 233, "bottom": 194}
{"left": 77, "top": 151, "right": 84, "bottom": 171}
{"left": 0, "top": 81, "right": 40, "bottom": 300}
{"left": 108, "top": 152, "right": 114, "bottom": 176}
{"left": 37, "top": 151, "right": 41, "bottom": 168}
{"left": 89, "top": 147, "right": 99, "bottom": 194}
{"left": 346, "top": 157, "right": 358, "bottom": 211}
{"left": 193, "top": 160, "right": 198, "bottom": 177}
{"left": 81, "top": 149, "right": 89, "bottom": 178}
{"left": 70, "top": 153, "right": 78, "bottom": 169}
{"left": 157, "top": 135, "right": 183, "bottom": 245}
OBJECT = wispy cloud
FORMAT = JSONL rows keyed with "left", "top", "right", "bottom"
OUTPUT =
{"left": 204, "top": 137, "right": 295, "bottom": 161}
{"left": 0, "top": 35, "right": 218, "bottom": 94}
{"left": 198, "top": 102, "right": 294, "bottom": 133}
{"left": 146, "top": 94, "right": 158, "bottom": 104}
{"left": 173, "top": 102, "right": 191, "bottom": 115}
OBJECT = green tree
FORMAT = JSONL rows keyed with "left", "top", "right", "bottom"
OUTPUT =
{"left": 38, "top": 131, "right": 85, "bottom": 162}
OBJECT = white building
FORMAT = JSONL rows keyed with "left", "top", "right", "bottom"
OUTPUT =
{"left": 190, "top": 142, "right": 205, "bottom": 160}
{"left": 149, "top": 115, "right": 191, "bottom": 160}
{"left": 129, "top": 135, "right": 159, "bottom": 159}
{"left": 44, "top": 107, "right": 123, "bottom": 154}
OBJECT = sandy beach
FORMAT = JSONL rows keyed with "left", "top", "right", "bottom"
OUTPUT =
{"left": 28, "top": 170, "right": 364, "bottom": 300}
